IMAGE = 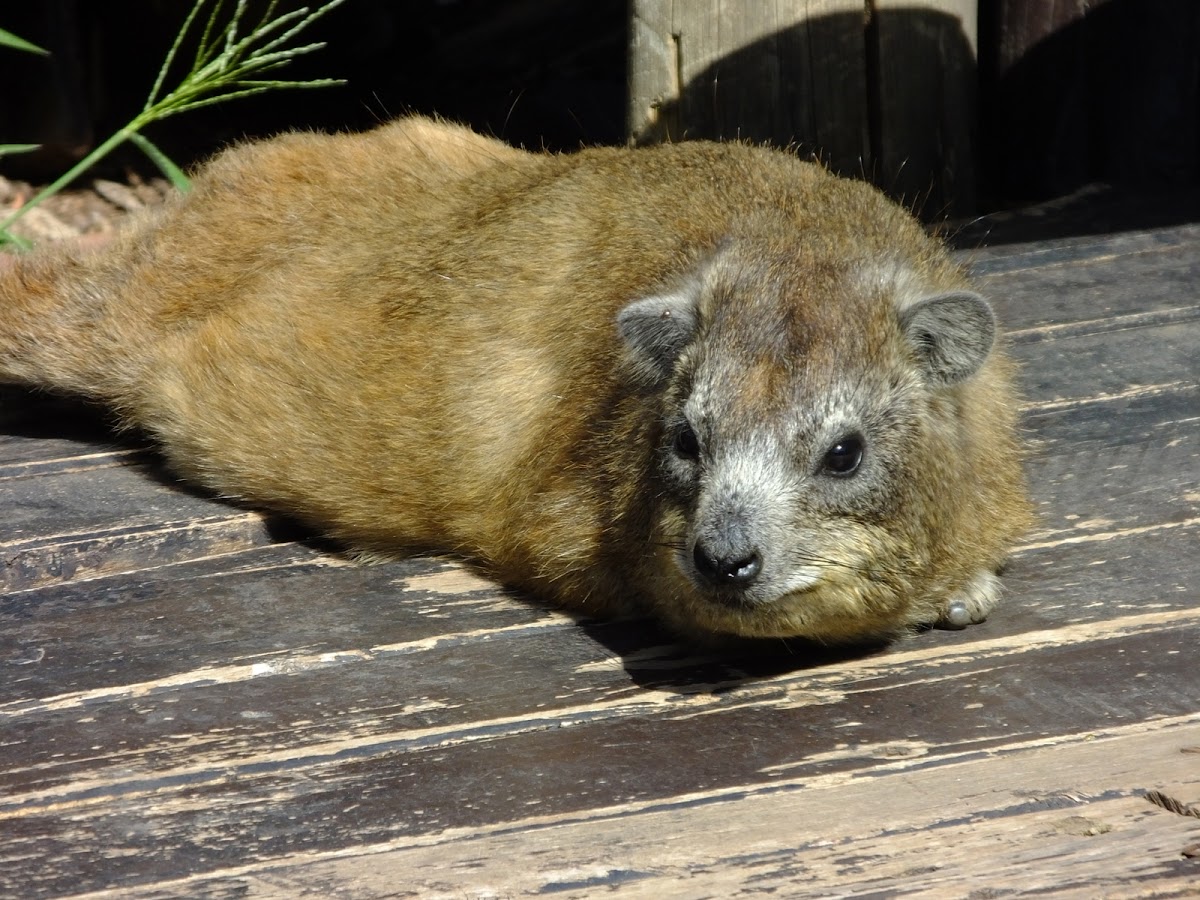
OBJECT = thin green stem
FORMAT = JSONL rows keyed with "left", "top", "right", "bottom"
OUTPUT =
{"left": 0, "top": 129, "right": 134, "bottom": 234}
{"left": 145, "top": 0, "right": 208, "bottom": 110}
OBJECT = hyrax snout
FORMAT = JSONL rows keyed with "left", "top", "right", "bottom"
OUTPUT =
{"left": 0, "top": 117, "right": 1031, "bottom": 644}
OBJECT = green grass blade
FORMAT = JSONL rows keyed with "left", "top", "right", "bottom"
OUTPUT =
{"left": 222, "top": 0, "right": 251, "bottom": 58}
{"left": 256, "top": 0, "right": 348, "bottom": 56}
{"left": 145, "top": 0, "right": 209, "bottom": 109}
{"left": 161, "top": 80, "right": 343, "bottom": 117}
{"left": 0, "top": 143, "right": 41, "bottom": 157}
{"left": 0, "top": 29, "right": 49, "bottom": 55}
{"left": 127, "top": 133, "right": 192, "bottom": 192}
{"left": 0, "top": 130, "right": 130, "bottom": 234}
{"left": 195, "top": 0, "right": 234, "bottom": 67}
{"left": 231, "top": 5, "right": 305, "bottom": 54}
{"left": 0, "top": 231, "right": 35, "bottom": 251}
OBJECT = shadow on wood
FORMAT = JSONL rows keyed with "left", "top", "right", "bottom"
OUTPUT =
{"left": 980, "top": 0, "right": 1200, "bottom": 207}
{"left": 628, "top": 4, "right": 978, "bottom": 219}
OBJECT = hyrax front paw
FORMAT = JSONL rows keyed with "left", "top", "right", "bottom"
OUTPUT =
{"left": 937, "top": 570, "right": 1003, "bottom": 630}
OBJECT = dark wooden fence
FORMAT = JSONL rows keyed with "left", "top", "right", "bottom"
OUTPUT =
{"left": 2, "top": 0, "right": 1198, "bottom": 221}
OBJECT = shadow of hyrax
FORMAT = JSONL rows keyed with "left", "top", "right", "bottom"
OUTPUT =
{"left": 0, "top": 117, "right": 1031, "bottom": 644}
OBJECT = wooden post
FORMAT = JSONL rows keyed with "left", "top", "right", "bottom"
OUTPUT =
{"left": 870, "top": 0, "right": 978, "bottom": 217}
{"left": 979, "top": 0, "right": 1200, "bottom": 206}
{"left": 627, "top": 1, "right": 978, "bottom": 218}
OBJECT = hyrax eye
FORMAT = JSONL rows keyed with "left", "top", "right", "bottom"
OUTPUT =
{"left": 673, "top": 421, "right": 701, "bottom": 460}
{"left": 822, "top": 434, "right": 864, "bottom": 476}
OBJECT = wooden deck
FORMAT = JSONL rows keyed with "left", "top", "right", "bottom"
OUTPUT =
{"left": 2, "top": 222, "right": 1199, "bottom": 897}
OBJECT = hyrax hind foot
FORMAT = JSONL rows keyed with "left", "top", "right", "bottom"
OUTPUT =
{"left": 935, "top": 570, "right": 1004, "bottom": 630}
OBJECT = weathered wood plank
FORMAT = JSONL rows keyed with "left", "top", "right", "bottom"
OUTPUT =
{"left": 0, "top": 419, "right": 282, "bottom": 588}
{"left": 48, "top": 719, "right": 1200, "bottom": 899}
{"left": 966, "top": 222, "right": 1200, "bottom": 267}
{"left": 3, "top": 611, "right": 1196, "bottom": 894}
{"left": 1, "top": 512, "right": 284, "bottom": 594}
{"left": 974, "top": 234, "right": 1200, "bottom": 335}
{"left": 196, "top": 724, "right": 1200, "bottom": 900}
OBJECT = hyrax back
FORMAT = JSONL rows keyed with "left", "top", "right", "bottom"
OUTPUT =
{"left": 0, "top": 117, "right": 1031, "bottom": 644}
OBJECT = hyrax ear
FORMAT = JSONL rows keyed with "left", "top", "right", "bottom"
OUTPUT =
{"left": 617, "top": 288, "right": 700, "bottom": 384}
{"left": 898, "top": 291, "right": 996, "bottom": 384}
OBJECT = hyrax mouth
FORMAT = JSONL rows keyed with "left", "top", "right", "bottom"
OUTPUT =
{"left": 699, "top": 587, "right": 760, "bottom": 611}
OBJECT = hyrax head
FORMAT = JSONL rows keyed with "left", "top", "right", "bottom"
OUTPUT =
{"left": 617, "top": 225, "right": 999, "bottom": 643}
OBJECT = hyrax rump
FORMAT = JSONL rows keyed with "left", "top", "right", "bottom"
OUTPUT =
{"left": 0, "top": 117, "right": 1031, "bottom": 644}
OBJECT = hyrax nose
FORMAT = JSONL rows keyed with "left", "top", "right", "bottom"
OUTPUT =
{"left": 692, "top": 542, "right": 763, "bottom": 587}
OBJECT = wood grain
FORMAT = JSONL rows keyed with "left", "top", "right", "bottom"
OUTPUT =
{"left": 627, "top": 0, "right": 869, "bottom": 173}
{"left": 627, "top": 1, "right": 979, "bottom": 213}
{"left": 83, "top": 719, "right": 1198, "bottom": 899}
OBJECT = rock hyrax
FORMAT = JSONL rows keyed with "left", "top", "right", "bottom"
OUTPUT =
{"left": 0, "top": 117, "right": 1031, "bottom": 643}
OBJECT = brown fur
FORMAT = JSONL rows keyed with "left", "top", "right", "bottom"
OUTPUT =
{"left": 0, "top": 117, "right": 1031, "bottom": 643}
